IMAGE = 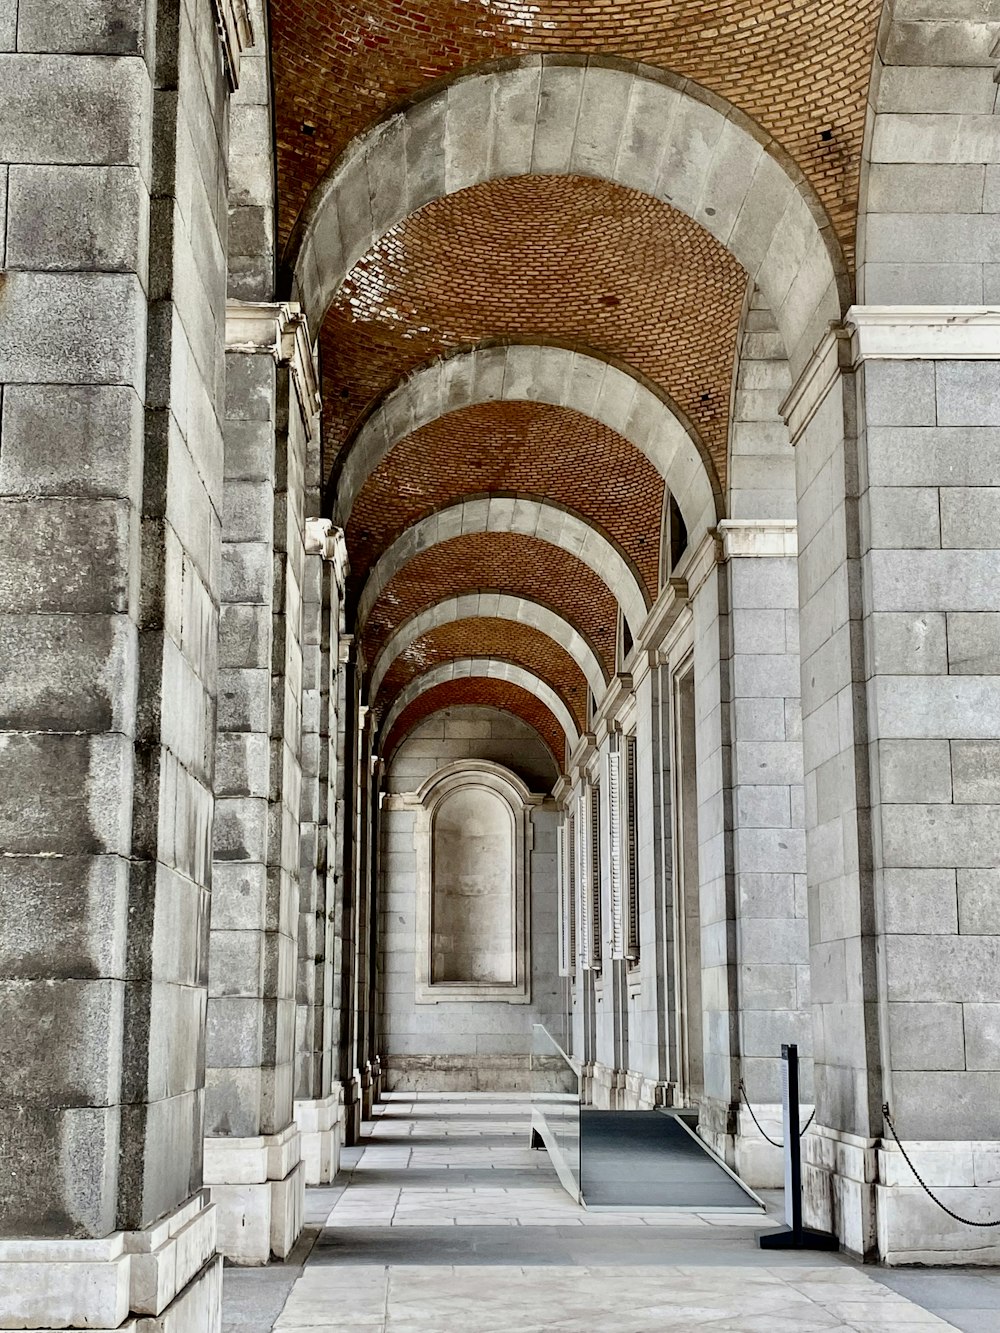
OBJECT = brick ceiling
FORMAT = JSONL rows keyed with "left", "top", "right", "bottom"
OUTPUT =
{"left": 375, "top": 617, "right": 588, "bottom": 731}
{"left": 346, "top": 399, "right": 664, "bottom": 596}
{"left": 272, "top": 0, "right": 880, "bottom": 260}
{"left": 383, "top": 678, "right": 569, "bottom": 769}
{"left": 322, "top": 176, "right": 746, "bottom": 489}
{"left": 361, "top": 532, "right": 619, "bottom": 683}
{"left": 272, "top": 1, "right": 881, "bottom": 766}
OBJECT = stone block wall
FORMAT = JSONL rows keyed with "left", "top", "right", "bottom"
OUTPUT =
{"left": 0, "top": 0, "right": 229, "bottom": 1321}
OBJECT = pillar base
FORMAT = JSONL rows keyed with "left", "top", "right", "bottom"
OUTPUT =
{"left": 876, "top": 1138, "right": 1000, "bottom": 1265}
{"left": 361, "top": 1062, "right": 375, "bottom": 1119}
{"left": 734, "top": 1102, "right": 799, "bottom": 1189}
{"left": 802, "top": 1122, "right": 877, "bottom": 1259}
{"left": 204, "top": 1124, "right": 304, "bottom": 1265}
{"left": 620, "top": 1072, "right": 671, "bottom": 1110}
{"left": 344, "top": 1071, "right": 363, "bottom": 1145}
{"left": 590, "top": 1061, "right": 627, "bottom": 1109}
{"left": 696, "top": 1095, "right": 739, "bottom": 1171}
{"left": 0, "top": 1194, "right": 219, "bottom": 1330}
{"left": 294, "top": 1087, "right": 345, "bottom": 1184}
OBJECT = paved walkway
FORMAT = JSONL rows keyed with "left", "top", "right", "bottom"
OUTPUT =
{"left": 223, "top": 1093, "right": 1000, "bottom": 1332}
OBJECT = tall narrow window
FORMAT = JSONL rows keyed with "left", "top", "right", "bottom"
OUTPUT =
{"left": 609, "top": 749, "right": 623, "bottom": 958}
{"left": 577, "top": 792, "right": 591, "bottom": 968}
{"left": 625, "top": 734, "right": 640, "bottom": 962}
{"left": 589, "top": 782, "right": 603, "bottom": 970}
{"left": 568, "top": 810, "right": 577, "bottom": 970}
{"left": 559, "top": 815, "right": 578, "bottom": 976}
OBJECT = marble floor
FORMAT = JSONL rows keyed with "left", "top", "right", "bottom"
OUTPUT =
{"left": 222, "top": 1093, "right": 1000, "bottom": 1332}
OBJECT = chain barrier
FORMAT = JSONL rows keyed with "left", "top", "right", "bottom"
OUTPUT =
{"left": 882, "top": 1103, "right": 1000, "bottom": 1229}
{"left": 737, "top": 1078, "right": 814, "bottom": 1149}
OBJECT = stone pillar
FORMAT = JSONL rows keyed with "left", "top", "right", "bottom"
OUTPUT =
{"left": 294, "top": 521, "right": 348, "bottom": 1183}
{"left": 717, "top": 520, "right": 812, "bottom": 1187}
{"left": 0, "top": 0, "right": 249, "bottom": 1320}
{"left": 787, "top": 306, "right": 1000, "bottom": 1260}
{"left": 205, "top": 301, "right": 319, "bottom": 1264}
{"left": 686, "top": 533, "right": 741, "bottom": 1160}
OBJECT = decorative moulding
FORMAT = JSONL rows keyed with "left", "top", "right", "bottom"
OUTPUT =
{"left": 782, "top": 307, "right": 1000, "bottom": 446}
{"left": 212, "top": 0, "right": 254, "bottom": 92}
{"left": 846, "top": 305, "right": 1000, "bottom": 363}
{"left": 305, "top": 518, "right": 350, "bottom": 589}
{"left": 225, "top": 300, "right": 322, "bottom": 438}
{"left": 717, "top": 519, "right": 798, "bottom": 559}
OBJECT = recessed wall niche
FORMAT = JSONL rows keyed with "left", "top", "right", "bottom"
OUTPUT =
{"left": 412, "top": 761, "right": 535, "bottom": 1004}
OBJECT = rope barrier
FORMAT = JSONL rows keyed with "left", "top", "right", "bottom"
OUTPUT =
{"left": 882, "top": 1103, "right": 1000, "bottom": 1229}
{"left": 738, "top": 1078, "right": 814, "bottom": 1149}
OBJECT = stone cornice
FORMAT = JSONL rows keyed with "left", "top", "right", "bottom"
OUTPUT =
{"left": 845, "top": 305, "right": 1000, "bottom": 362}
{"left": 212, "top": 0, "right": 254, "bottom": 91}
{"left": 717, "top": 519, "right": 797, "bottom": 559}
{"left": 225, "top": 300, "right": 322, "bottom": 438}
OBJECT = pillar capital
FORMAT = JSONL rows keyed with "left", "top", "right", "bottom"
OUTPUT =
{"left": 717, "top": 518, "right": 797, "bottom": 560}
{"left": 226, "top": 300, "right": 322, "bottom": 436}
{"left": 845, "top": 304, "right": 1000, "bottom": 363}
{"left": 305, "top": 518, "right": 350, "bottom": 588}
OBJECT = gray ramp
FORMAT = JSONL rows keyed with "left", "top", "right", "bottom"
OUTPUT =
{"left": 580, "top": 1110, "right": 760, "bottom": 1210}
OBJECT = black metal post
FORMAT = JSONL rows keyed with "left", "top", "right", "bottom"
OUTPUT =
{"left": 759, "top": 1044, "right": 838, "bottom": 1251}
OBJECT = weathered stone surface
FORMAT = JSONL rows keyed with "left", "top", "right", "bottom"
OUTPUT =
{"left": 0, "top": 384, "right": 143, "bottom": 501}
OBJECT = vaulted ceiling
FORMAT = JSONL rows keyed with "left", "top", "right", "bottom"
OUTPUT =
{"left": 271, "top": 0, "right": 882, "bottom": 773}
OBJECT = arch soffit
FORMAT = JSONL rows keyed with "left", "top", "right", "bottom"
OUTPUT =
{"left": 380, "top": 659, "right": 580, "bottom": 757}
{"left": 293, "top": 60, "right": 848, "bottom": 380}
{"left": 333, "top": 344, "right": 718, "bottom": 539}
{"left": 370, "top": 594, "right": 608, "bottom": 705}
{"left": 357, "top": 498, "right": 649, "bottom": 643}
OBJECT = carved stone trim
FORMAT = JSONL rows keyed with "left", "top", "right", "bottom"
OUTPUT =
{"left": 717, "top": 518, "right": 798, "bottom": 559}
{"left": 305, "top": 518, "right": 350, "bottom": 590}
{"left": 846, "top": 304, "right": 1000, "bottom": 362}
{"left": 225, "top": 300, "right": 322, "bottom": 439}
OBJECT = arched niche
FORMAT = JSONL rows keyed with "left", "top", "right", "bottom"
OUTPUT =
{"left": 412, "top": 761, "right": 537, "bottom": 1004}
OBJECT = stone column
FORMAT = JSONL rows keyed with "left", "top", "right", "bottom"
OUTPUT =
{"left": 205, "top": 301, "right": 319, "bottom": 1263}
{"left": 0, "top": 0, "right": 250, "bottom": 1321}
{"left": 717, "top": 520, "right": 811, "bottom": 1187}
{"left": 294, "top": 521, "right": 349, "bottom": 1183}
{"left": 787, "top": 306, "right": 1000, "bottom": 1260}
{"left": 686, "top": 532, "right": 741, "bottom": 1159}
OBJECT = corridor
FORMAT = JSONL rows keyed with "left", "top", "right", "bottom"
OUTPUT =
{"left": 222, "top": 1096, "right": 966, "bottom": 1332}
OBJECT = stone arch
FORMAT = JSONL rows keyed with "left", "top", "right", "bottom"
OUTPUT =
{"left": 726, "top": 285, "right": 795, "bottom": 521}
{"left": 383, "top": 686, "right": 565, "bottom": 778}
{"left": 357, "top": 498, "right": 649, "bottom": 643}
{"left": 369, "top": 594, "right": 608, "bottom": 704}
{"left": 291, "top": 59, "right": 848, "bottom": 377}
{"left": 380, "top": 660, "right": 580, "bottom": 756}
{"left": 332, "top": 344, "right": 718, "bottom": 537}
{"left": 857, "top": 0, "right": 1000, "bottom": 303}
